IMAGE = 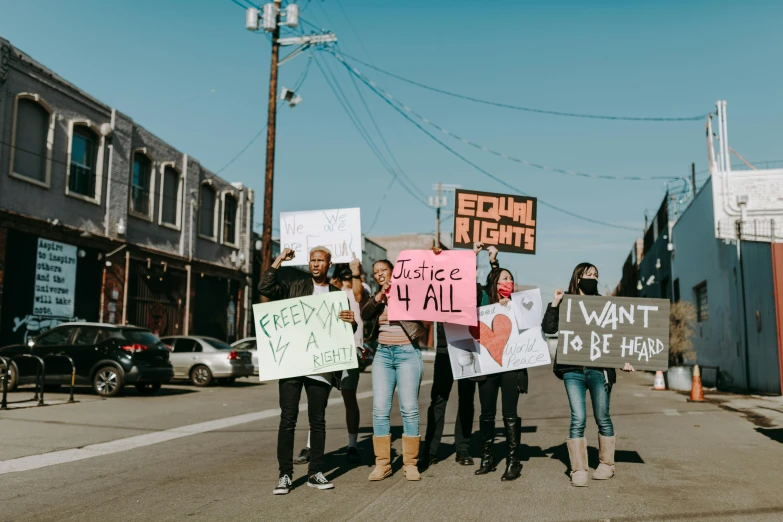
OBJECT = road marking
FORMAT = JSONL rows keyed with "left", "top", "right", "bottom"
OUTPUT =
{"left": 633, "top": 393, "right": 646, "bottom": 397}
{"left": 688, "top": 411, "right": 704, "bottom": 415}
{"left": 0, "top": 379, "right": 432, "bottom": 476}
{"left": 663, "top": 409, "right": 681, "bottom": 416}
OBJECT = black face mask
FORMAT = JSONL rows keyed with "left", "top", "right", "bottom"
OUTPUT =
{"left": 578, "top": 278, "right": 599, "bottom": 296}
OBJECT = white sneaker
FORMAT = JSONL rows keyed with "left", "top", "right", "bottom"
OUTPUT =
{"left": 307, "top": 472, "right": 334, "bottom": 490}
{"left": 273, "top": 474, "right": 292, "bottom": 495}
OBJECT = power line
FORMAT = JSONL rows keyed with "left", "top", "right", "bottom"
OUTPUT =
{"left": 214, "top": 53, "right": 314, "bottom": 176}
{"left": 335, "top": 50, "right": 714, "bottom": 123}
{"left": 328, "top": 57, "right": 641, "bottom": 232}
{"left": 330, "top": 50, "right": 680, "bottom": 182}
{"left": 311, "top": 53, "right": 429, "bottom": 210}
{"left": 332, "top": 0, "right": 373, "bottom": 62}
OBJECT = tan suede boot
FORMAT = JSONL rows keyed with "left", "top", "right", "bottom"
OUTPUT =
{"left": 402, "top": 435, "right": 421, "bottom": 481}
{"left": 566, "top": 438, "right": 589, "bottom": 487}
{"left": 368, "top": 435, "right": 392, "bottom": 481}
{"left": 593, "top": 434, "right": 616, "bottom": 480}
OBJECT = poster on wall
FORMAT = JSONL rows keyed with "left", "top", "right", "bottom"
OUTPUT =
{"left": 34, "top": 238, "right": 78, "bottom": 318}
{"left": 252, "top": 292, "right": 357, "bottom": 381}
{"left": 554, "top": 295, "right": 670, "bottom": 371}
{"left": 444, "top": 296, "right": 550, "bottom": 380}
{"left": 453, "top": 189, "right": 537, "bottom": 255}
{"left": 280, "top": 207, "right": 362, "bottom": 266}
{"left": 0, "top": 232, "right": 94, "bottom": 347}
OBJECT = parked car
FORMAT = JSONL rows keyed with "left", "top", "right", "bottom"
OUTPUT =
{"left": 0, "top": 323, "right": 174, "bottom": 397}
{"left": 231, "top": 337, "right": 259, "bottom": 375}
{"left": 230, "top": 337, "right": 374, "bottom": 374}
{"left": 160, "top": 336, "right": 254, "bottom": 387}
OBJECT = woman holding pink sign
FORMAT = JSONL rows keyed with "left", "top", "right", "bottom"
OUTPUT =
{"left": 474, "top": 265, "right": 528, "bottom": 482}
{"left": 361, "top": 259, "right": 427, "bottom": 482}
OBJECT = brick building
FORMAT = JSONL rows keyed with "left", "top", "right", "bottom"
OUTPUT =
{"left": 0, "top": 37, "right": 253, "bottom": 345}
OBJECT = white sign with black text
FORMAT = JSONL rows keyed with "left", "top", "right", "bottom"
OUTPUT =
{"left": 280, "top": 207, "right": 362, "bottom": 266}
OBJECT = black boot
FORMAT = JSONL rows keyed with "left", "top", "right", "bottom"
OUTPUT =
{"left": 501, "top": 416, "right": 522, "bottom": 481}
{"left": 474, "top": 420, "right": 497, "bottom": 475}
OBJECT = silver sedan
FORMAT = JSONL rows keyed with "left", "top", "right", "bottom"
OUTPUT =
{"left": 160, "top": 336, "right": 254, "bottom": 387}
{"left": 231, "top": 337, "right": 259, "bottom": 375}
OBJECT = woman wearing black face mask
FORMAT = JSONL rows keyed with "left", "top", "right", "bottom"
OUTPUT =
{"left": 542, "top": 263, "right": 634, "bottom": 488}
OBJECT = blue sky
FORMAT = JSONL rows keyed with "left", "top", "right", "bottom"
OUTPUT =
{"left": 2, "top": 0, "right": 782, "bottom": 299}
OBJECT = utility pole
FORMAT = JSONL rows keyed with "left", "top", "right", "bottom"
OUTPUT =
{"left": 691, "top": 162, "right": 697, "bottom": 199}
{"left": 245, "top": 4, "right": 336, "bottom": 271}
{"left": 260, "top": 1, "right": 282, "bottom": 273}
{"left": 428, "top": 183, "right": 460, "bottom": 249}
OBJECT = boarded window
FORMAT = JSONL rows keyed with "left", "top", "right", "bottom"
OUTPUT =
{"left": 199, "top": 185, "right": 216, "bottom": 237}
{"left": 694, "top": 282, "right": 708, "bottom": 322}
{"left": 13, "top": 99, "right": 49, "bottom": 182}
{"left": 161, "top": 166, "right": 180, "bottom": 225}
{"left": 131, "top": 153, "right": 152, "bottom": 216}
{"left": 223, "top": 195, "right": 238, "bottom": 244}
{"left": 69, "top": 126, "right": 98, "bottom": 198}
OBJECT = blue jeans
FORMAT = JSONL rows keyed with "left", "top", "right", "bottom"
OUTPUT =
{"left": 563, "top": 368, "right": 614, "bottom": 438}
{"left": 372, "top": 343, "right": 424, "bottom": 437}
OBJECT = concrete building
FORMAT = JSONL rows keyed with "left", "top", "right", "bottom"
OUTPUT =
{"left": 614, "top": 102, "right": 783, "bottom": 394}
{"left": 0, "top": 37, "right": 254, "bottom": 345}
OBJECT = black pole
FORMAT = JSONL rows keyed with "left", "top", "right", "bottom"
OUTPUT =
{"left": 0, "top": 356, "right": 8, "bottom": 410}
{"left": 691, "top": 162, "right": 697, "bottom": 199}
{"left": 737, "top": 222, "right": 751, "bottom": 392}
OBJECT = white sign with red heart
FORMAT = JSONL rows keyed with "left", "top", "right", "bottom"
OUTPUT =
{"left": 444, "top": 292, "right": 550, "bottom": 380}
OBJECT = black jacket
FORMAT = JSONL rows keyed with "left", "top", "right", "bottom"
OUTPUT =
{"left": 258, "top": 267, "right": 341, "bottom": 300}
{"left": 542, "top": 302, "right": 616, "bottom": 385}
{"left": 360, "top": 297, "right": 427, "bottom": 345}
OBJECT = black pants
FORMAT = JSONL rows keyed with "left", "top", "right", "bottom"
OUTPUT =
{"left": 278, "top": 377, "right": 331, "bottom": 477}
{"left": 478, "top": 371, "right": 520, "bottom": 423}
{"left": 424, "top": 351, "right": 476, "bottom": 455}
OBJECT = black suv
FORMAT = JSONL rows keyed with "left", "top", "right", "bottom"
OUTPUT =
{"left": 0, "top": 323, "right": 174, "bottom": 397}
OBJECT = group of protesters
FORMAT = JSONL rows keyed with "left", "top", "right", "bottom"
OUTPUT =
{"left": 259, "top": 242, "right": 633, "bottom": 495}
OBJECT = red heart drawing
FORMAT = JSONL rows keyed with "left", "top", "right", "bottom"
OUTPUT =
{"left": 469, "top": 314, "right": 512, "bottom": 367}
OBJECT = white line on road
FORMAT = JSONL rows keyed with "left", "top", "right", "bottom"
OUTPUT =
{"left": 688, "top": 411, "right": 704, "bottom": 415}
{"left": 0, "top": 380, "right": 433, "bottom": 476}
{"left": 633, "top": 393, "right": 646, "bottom": 397}
{"left": 663, "top": 409, "right": 681, "bottom": 416}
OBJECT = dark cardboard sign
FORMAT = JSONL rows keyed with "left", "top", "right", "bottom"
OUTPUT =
{"left": 453, "top": 189, "right": 537, "bottom": 255}
{"left": 555, "top": 296, "right": 670, "bottom": 371}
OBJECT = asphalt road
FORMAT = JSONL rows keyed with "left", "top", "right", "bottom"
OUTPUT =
{"left": 2, "top": 361, "right": 783, "bottom": 522}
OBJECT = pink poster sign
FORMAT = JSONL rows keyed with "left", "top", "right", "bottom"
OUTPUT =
{"left": 387, "top": 250, "right": 477, "bottom": 326}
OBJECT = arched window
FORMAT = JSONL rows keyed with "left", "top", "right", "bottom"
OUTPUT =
{"left": 131, "top": 152, "right": 153, "bottom": 217}
{"left": 68, "top": 125, "right": 99, "bottom": 198}
{"left": 9, "top": 94, "right": 54, "bottom": 186}
{"left": 199, "top": 183, "right": 217, "bottom": 239}
{"left": 160, "top": 164, "right": 181, "bottom": 227}
{"left": 222, "top": 193, "right": 239, "bottom": 246}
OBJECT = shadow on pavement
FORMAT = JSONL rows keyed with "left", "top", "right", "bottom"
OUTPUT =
{"left": 756, "top": 427, "right": 783, "bottom": 444}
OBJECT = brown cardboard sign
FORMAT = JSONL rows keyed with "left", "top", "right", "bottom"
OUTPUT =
{"left": 453, "top": 189, "right": 537, "bottom": 254}
{"left": 555, "top": 296, "right": 670, "bottom": 371}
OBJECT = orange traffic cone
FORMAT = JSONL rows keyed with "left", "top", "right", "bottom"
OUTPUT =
{"left": 653, "top": 371, "right": 666, "bottom": 391}
{"left": 689, "top": 365, "right": 704, "bottom": 402}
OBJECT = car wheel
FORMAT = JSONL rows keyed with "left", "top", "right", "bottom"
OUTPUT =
{"left": 190, "top": 365, "right": 213, "bottom": 387}
{"left": 218, "top": 377, "right": 236, "bottom": 385}
{"left": 4, "top": 363, "right": 19, "bottom": 392}
{"left": 135, "top": 383, "right": 162, "bottom": 395}
{"left": 93, "top": 366, "right": 124, "bottom": 398}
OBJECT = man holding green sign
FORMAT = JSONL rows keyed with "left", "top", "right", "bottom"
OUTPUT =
{"left": 257, "top": 246, "right": 357, "bottom": 495}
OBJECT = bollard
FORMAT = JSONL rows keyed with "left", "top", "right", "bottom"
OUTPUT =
{"left": 0, "top": 356, "right": 8, "bottom": 410}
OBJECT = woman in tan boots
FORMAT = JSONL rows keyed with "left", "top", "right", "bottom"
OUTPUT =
{"left": 542, "top": 263, "right": 634, "bottom": 487}
{"left": 361, "top": 260, "right": 426, "bottom": 482}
